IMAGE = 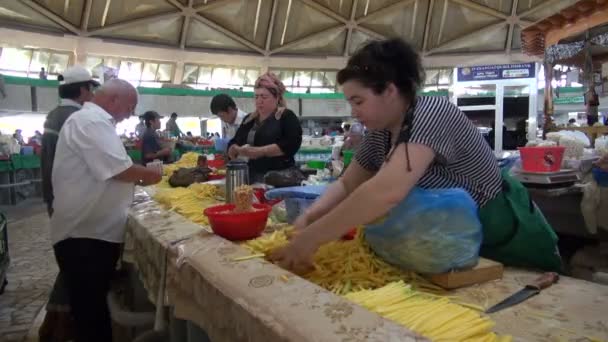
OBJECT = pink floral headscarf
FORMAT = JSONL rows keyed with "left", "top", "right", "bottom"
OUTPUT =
{"left": 245, "top": 72, "right": 287, "bottom": 123}
{"left": 255, "top": 72, "right": 287, "bottom": 107}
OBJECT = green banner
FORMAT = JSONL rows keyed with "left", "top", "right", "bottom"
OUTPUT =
{"left": 553, "top": 96, "right": 584, "bottom": 105}
{"left": 3, "top": 75, "right": 448, "bottom": 99}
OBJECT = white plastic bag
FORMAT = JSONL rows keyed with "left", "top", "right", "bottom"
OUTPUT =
{"left": 596, "top": 136, "right": 608, "bottom": 156}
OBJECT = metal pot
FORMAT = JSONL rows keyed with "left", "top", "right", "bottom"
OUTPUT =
{"left": 225, "top": 160, "right": 249, "bottom": 204}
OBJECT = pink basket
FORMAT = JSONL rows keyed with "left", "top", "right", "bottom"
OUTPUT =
{"left": 518, "top": 146, "right": 565, "bottom": 172}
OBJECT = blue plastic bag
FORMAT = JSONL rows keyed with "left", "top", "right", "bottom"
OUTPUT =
{"left": 364, "top": 187, "right": 482, "bottom": 274}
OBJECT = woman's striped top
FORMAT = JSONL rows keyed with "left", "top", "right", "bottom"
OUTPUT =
{"left": 354, "top": 96, "right": 502, "bottom": 207}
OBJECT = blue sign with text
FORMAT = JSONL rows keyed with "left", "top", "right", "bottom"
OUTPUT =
{"left": 457, "top": 63, "right": 536, "bottom": 82}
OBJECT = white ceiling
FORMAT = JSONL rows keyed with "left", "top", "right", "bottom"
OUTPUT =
{"left": 0, "top": 0, "right": 579, "bottom": 59}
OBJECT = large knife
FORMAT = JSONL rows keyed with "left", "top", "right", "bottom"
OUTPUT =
{"left": 486, "top": 272, "right": 559, "bottom": 314}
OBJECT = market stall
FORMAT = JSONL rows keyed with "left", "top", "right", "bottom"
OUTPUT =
{"left": 517, "top": 0, "right": 608, "bottom": 282}
{"left": 117, "top": 150, "right": 608, "bottom": 341}
{"left": 453, "top": 63, "right": 539, "bottom": 153}
{"left": 522, "top": 0, "right": 608, "bottom": 135}
{"left": 124, "top": 188, "right": 608, "bottom": 342}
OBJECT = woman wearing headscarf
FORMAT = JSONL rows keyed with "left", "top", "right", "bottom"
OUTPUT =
{"left": 227, "top": 72, "right": 303, "bottom": 183}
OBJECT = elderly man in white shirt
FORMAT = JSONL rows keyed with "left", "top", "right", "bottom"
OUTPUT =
{"left": 210, "top": 93, "right": 247, "bottom": 139}
{"left": 51, "top": 79, "right": 162, "bottom": 342}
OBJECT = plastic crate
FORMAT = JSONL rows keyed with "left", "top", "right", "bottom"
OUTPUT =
{"left": 172, "top": 149, "right": 181, "bottom": 161}
{"left": 0, "top": 161, "right": 12, "bottom": 172}
{"left": 20, "top": 155, "right": 40, "bottom": 169}
{"left": 127, "top": 150, "right": 142, "bottom": 162}
{"left": 343, "top": 150, "right": 355, "bottom": 166}
{"left": 285, "top": 197, "right": 315, "bottom": 224}
{"left": 592, "top": 167, "right": 608, "bottom": 187}
{"left": 10, "top": 155, "right": 23, "bottom": 170}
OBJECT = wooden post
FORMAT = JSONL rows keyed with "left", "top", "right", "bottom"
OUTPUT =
{"left": 584, "top": 33, "right": 599, "bottom": 126}
{"left": 543, "top": 60, "right": 555, "bottom": 138}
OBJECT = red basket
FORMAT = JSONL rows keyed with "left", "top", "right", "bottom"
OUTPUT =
{"left": 208, "top": 159, "right": 225, "bottom": 169}
{"left": 518, "top": 146, "right": 566, "bottom": 173}
{"left": 207, "top": 174, "right": 225, "bottom": 181}
{"left": 203, "top": 203, "right": 271, "bottom": 241}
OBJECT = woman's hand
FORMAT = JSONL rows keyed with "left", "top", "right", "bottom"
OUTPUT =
{"left": 268, "top": 233, "right": 319, "bottom": 275}
{"left": 239, "top": 145, "right": 266, "bottom": 159}
{"left": 293, "top": 212, "right": 310, "bottom": 231}
{"left": 228, "top": 144, "right": 241, "bottom": 160}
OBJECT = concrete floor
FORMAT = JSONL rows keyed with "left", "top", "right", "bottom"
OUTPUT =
{"left": 0, "top": 198, "right": 55, "bottom": 342}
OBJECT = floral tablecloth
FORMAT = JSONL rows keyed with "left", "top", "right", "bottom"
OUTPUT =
{"left": 124, "top": 189, "right": 608, "bottom": 342}
{"left": 124, "top": 189, "right": 425, "bottom": 342}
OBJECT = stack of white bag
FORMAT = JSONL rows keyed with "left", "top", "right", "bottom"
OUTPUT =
{"left": 0, "top": 134, "right": 21, "bottom": 156}
{"left": 595, "top": 136, "right": 608, "bottom": 157}
{"left": 545, "top": 131, "right": 590, "bottom": 159}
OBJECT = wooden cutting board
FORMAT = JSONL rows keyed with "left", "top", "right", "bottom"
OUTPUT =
{"left": 427, "top": 258, "right": 504, "bottom": 289}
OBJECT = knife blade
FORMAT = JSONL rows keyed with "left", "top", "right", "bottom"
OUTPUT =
{"left": 485, "top": 272, "right": 559, "bottom": 314}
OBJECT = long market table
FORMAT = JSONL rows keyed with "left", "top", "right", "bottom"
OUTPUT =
{"left": 124, "top": 189, "right": 608, "bottom": 342}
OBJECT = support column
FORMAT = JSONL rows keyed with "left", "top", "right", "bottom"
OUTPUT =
{"left": 173, "top": 61, "right": 184, "bottom": 85}
{"left": 543, "top": 60, "right": 554, "bottom": 138}
{"left": 584, "top": 35, "right": 599, "bottom": 126}
{"left": 74, "top": 37, "right": 88, "bottom": 65}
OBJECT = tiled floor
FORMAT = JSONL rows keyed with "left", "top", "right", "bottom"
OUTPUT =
{"left": 0, "top": 199, "right": 55, "bottom": 342}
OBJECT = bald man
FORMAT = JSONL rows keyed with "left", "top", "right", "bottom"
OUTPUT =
{"left": 51, "top": 79, "right": 161, "bottom": 342}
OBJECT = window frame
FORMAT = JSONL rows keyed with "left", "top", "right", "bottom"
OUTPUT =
{"left": 0, "top": 46, "right": 72, "bottom": 78}
{"left": 182, "top": 63, "right": 261, "bottom": 90}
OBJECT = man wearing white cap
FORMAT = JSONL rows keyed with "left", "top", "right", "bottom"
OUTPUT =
{"left": 39, "top": 65, "right": 99, "bottom": 341}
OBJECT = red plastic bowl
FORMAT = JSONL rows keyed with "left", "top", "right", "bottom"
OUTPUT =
{"left": 203, "top": 203, "right": 272, "bottom": 241}
{"left": 342, "top": 228, "right": 357, "bottom": 240}
{"left": 208, "top": 159, "right": 225, "bottom": 169}
{"left": 207, "top": 174, "right": 225, "bottom": 181}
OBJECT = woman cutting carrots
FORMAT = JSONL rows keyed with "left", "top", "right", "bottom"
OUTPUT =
{"left": 270, "top": 38, "right": 562, "bottom": 275}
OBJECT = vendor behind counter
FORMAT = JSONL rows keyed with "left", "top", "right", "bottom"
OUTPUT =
{"left": 270, "top": 38, "right": 562, "bottom": 275}
{"left": 228, "top": 72, "right": 303, "bottom": 184}
{"left": 141, "top": 110, "right": 172, "bottom": 165}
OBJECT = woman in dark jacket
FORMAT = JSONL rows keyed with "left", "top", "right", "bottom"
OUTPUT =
{"left": 228, "top": 72, "right": 303, "bottom": 183}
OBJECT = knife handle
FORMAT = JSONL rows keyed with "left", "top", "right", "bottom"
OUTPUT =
{"left": 528, "top": 272, "right": 559, "bottom": 290}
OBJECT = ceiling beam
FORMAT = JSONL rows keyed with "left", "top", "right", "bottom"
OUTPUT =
{"left": 19, "top": 0, "right": 82, "bottom": 35}
{"left": 270, "top": 26, "right": 346, "bottom": 54}
{"left": 265, "top": 0, "right": 279, "bottom": 52}
{"left": 343, "top": 0, "right": 359, "bottom": 57}
{"left": 87, "top": 12, "right": 182, "bottom": 35}
{"left": 355, "top": 26, "right": 386, "bottom": 40}
{"left": 191, "top": 14, "right": 266, "bottom": 54}
{"left": 298, "top": 0, "right": 348, "bottom": 23}
{"left": 253, "top": 0, "right": 263, "bottom": 40}
{"left": 449, "top": 0, "right": 508, "bottom": 19}
{"left": 280, "top": 0, "right": 293, "bottom": 45}
{"left": 422, "top": 0, "right": 435, "bottom": 52}
{"left": 101, "top": 0, "right": 111, "bottom": 27}
{"left": 410, "top": 0, "right": 419, "bottom": 39}
{"left": 518, "top": 0, "right": 566, "bottom": 18}
{"left": 165, "top": 0, "right": 185, "bottom": 10}
{"left": 437, "top": 0, "right": 449, "bottom": 45}
{"left": 194, "top": 0, "right": 238, "bottom": 12}
{"left": 81, "top": 0, "right": 93, "bottom": 31}
{"left": 356, "top": 0, "right": 415, "bottom": 24}
{"left": 180, "top": 17, "right": 190, "bottom": 49}
{"left": 179, "top": 0, "right": 193, "bottom": 48}
{"left": 506, "top": 0, "right": 519, "bottom": 54}
{"left": 427, "top": 21, "right": 508, "bottom": 54}
{"left": 519, "top": 19, "right": 534, "bottom": 27}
